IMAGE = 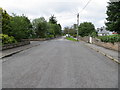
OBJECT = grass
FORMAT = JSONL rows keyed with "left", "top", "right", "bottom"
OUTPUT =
{"left": 66, "top": 37, "right": 78, "bottom": 41}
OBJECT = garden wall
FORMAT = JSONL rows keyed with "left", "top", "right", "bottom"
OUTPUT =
{"left": 79, "top": 36, "right": 119, "bottom": 51}
{"left": 27, "top": 38, "right": 46, "bottom": 41}
{"left": 2, "top": 41, "right": 30, "bottom": 50}
{"left": 79, "top": 36, "right": 89, "bottom": 43}
{"left": 23, "top": 38, "right": 55, "bottom": 41}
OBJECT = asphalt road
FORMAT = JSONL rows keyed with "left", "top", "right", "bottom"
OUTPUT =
{"left": 2, "top": 38, "right": 118, "bottom": 88}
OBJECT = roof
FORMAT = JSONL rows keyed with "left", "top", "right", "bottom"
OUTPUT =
{"left": 98, "top": 30, "right": 109, "bottom": 34}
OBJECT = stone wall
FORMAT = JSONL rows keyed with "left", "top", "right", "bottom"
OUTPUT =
{"left": 23, "top": 38, "right": 55, "bottom": 41}
{"left": 92, "top": 38, "right": 119, "bottom": 51}
{"left": 23, "top": 38, "right": 46, "bottom": 41}
{"left": 79, "top": 36, "right": 89, "bottom": 43}
{"left": 2, "top": 41, "right": 30, "bottom": 50}
{"left": 79, "top": 36, "right": 119, "bottom": 51}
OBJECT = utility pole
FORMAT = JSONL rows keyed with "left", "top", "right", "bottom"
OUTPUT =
{"left": 77, "top": 13, "right": 79, "bottom": 41}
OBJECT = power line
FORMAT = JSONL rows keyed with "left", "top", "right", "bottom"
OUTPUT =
{"left": 76, "top": 0, "right": 92, "bottom": 24}
{"left": 79, "top": 0, "right": 92, "bottom": 13}
{"left": 57, "top": 0, "right": 92, "bottom": 20}
{"left": 47, "top": 0, "right": 92, "bottom": 27}
{"left": 47, "top": 0, "right": 92, "bottom": 21}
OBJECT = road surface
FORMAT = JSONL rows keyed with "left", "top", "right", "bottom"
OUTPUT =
{"left": 2, "top": 38, "right": 118, "bottom": 88}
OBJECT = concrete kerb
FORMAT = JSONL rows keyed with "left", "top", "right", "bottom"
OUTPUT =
{"left": 1, "top": 43, "right": 41, "bottom": 59}
{"left": 84, "top": 43, "right": 120, "bottom": 64}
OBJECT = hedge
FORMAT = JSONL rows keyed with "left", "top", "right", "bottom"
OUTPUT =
{"left": 97, "top": 34, "right": 120, "bottom": 44}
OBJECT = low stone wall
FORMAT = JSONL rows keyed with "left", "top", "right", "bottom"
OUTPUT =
{"left": 2, "top": 41, "right": 30, "bottom": 50}
{"left": 79, "top": 36, "right": 89, "bottom": 43}
{"left": 92, "top": 38, "right": 119, "bottom": 51}
{"left": 23, "top": 38, "right": 55, "bottom": 41}
{"left": 27, "top": 38, "right": 46, "bottom": 41}
{"left": 79, "top": 36, "right": 119, "bottom": 51}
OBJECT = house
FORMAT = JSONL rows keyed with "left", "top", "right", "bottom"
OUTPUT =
{"left": 97, "top": 26, "right": 113, "bottom": 36}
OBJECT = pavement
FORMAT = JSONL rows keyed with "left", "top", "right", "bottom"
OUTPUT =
{"left": 0, "top": 41, "right": 45, "bottom": 59}
{"left": 81, "top": 41, "right": 119, "bottom": 64}
{"left": 2, "top": 38, "right": 118, "bottom": 88}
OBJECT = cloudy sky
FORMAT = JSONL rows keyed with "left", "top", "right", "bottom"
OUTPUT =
{"left": 0, "top": 0, "right": 109, "bottom": 29}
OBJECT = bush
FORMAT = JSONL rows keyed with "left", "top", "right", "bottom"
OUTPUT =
{"left": 0, "top": 34, "right": 17, "bottom": 45}
{"left": 91, "top": 32, "right": 97, "bottom": 38}
{"left": 97, "top": 34, "right": 120, "bottom": 44}
{"left": 46, "top": 35, "right": 54, "bottom": 39}
{"left": 72, "top": 34, "right": 77, "bottom": 38}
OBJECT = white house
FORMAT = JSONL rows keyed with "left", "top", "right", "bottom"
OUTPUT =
{"left": 97, "top": 26, "right": 113, "bottom": 36}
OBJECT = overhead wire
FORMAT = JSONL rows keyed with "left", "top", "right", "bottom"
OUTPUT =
{"left": 78, "top": 0, "right": 92, "bottom": 14}
{"left": 46, "top": 0, "right": 92, "bottom": 24}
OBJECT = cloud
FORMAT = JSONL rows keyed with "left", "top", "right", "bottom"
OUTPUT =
{"left": 0, "top": 0, "right": 110, "bottom": 29}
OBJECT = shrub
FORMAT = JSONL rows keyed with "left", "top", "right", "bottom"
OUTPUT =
{"left": 46, "top": 35, "right": 54, "bottom": 38}
{"left": 97, "top": 34, "right": 120, "bottom": 44}
{"left": 91, "top": 32, "right": 97, "bottom": 38}
{"left": 72, "top": 34, "right": 77, "bottom": 38}
{"left": 0, "top": 34, "right": 17, "bottom": 45}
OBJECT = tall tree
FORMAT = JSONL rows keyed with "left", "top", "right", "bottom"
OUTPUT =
{"left": 78, "top": 22, "right": 95, "bottom": 37}
{"left": 57, "top": 24, "right": 62, "bottom": 35}
{"left": 9, "top": 14, "right": 33, "bottom": 41}
{"left": 32, "top": 17, "right": 48, "bottom": 38}
{"left": 0, "top": 8, "right": 2, "bottom": 33}
{"left": 105, "top": 1, "right": 120, "bottom": 33}
{"left": 49, "top": 15, "right": 57, "bottom": 24}
{"left": 63, "top": 27, "right": 76, "bottom": 35}
{"left": 1, "top": 8, "right": 12, "bottom": 35}
{"left": 48, "top": 15, "right": 61, "bottom": 37}
{"left": 63, "top": 27, "right": 69, "bottom": 35}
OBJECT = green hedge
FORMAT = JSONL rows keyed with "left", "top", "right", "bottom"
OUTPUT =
{"left": 97, "top": 34, "right": 120, "bottom": 44}
{"left": 46, "top": 35, "right": 54, "bottom": 38}
{"left": 0, "top": 34, "right": 17, "bottom": 45}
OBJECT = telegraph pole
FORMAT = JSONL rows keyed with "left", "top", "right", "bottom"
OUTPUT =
{"left": 77, "top": 13, "right": 79, "bottom": 41}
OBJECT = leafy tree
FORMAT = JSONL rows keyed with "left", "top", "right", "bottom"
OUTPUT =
{"left": 63, "top": 26, "right": 77, "bottom": 37}
{"left": 69, "top": 28, "right": 76, "bottom": 36}
{"left": 105, "top": 1, "right": 120, "bottom": 33}
{"left": 32, "top": 17, "right": 48, "bottom": 38}
{"left": 9, "top": 14, "right": 33, "bottom": 41}
{"left": 48, "top": 23, "right": 62, "bottom": 37}
{"left": 0, "top": 8, "right": 2, "bottom": 33}
{"left": 1, "top": 8, "right": 33, "bottom": 41}
{"left": 57, "top": 24, "right": 62, "bottom": 35}
{"left": 91, "top": 31, "right": 98, "bottom": 37}
{"left": 1, "top": 8, "right": 12, "bottom": 35}
{"left": 53, "top": 24, "right": 62, "bottom": 36}
{"left": 63, "top": 27, "right": 76, "bottom": 35}
{"left": 32, "top": 16, "right": 61, "bottom": 38}
{"left": 63, "top": 27, "right": 69, "bottom": 35}
{"left": 48, "top": 15, "right": 61, "bottom": 37}
{"left": 78, "top": 22, "right": 96, "bottom": 37}
{"left": 48, "top": 23, "right": 55, "bottom": 36}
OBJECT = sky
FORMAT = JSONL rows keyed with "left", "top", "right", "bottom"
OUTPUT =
{"left": 0, "top": 0, "right": 109, "bottom": 29}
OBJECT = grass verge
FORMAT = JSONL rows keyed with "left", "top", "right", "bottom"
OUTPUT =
{"left": 66, "top": 37, "right": 78, "bottom": 41}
